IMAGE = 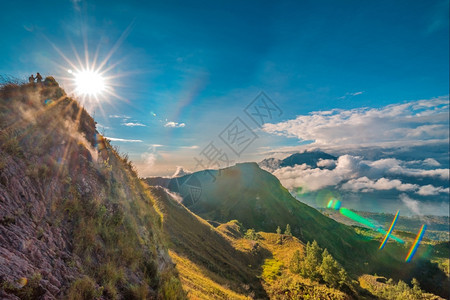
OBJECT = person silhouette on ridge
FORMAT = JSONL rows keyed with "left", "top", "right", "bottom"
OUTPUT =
{"left": 28, "top": 74, "right": 35, "bottom": 83}
{"left": 35, "top": 72, "right": 42, "bottom": 84}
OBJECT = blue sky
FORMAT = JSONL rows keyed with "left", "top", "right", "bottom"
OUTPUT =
{"left": 0, "top": 0, "right": 448, "bottom": 177}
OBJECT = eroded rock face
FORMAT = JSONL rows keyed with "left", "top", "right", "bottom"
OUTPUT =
{"left": 0, "top": 83, "right": 183, "bottom": 299}
{"left": 0, "top": 152, "right": 81, "bottom": 299}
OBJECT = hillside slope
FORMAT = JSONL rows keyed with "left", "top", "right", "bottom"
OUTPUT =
{"left": 149, "top": 186, "right": 356, "bottom": 299}
{"left": 0, "top": 81, "right": 183, "bottom": 299}
{"left": 163, "top": 163, "right": 449, "bottom": 298}
{"left": 167, "top": 163, "right": 371, "bottom": 266}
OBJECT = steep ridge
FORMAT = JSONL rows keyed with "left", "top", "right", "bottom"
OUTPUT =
{"left": 0, "top": 81, "right": 183, "bottom": 299}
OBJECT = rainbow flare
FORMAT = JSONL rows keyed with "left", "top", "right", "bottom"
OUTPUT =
{"left": 327, "top": 199, "right": 404, "bottom": 244}
{"left": 327, "top": 199, "right": 334, "bottom": 208}
{"left": 379, "top": 210, "right": 400, "bottom": 249}
{"left": 405, "top": 224, "right": 427, "bottom": 262}
{"left": 338, "top": 207, "right": 404, "bottom": 243}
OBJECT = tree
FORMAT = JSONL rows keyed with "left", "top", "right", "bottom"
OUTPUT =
{"left": 276, "top": 226, "right": 282, "bottom": 244}
{"left": 276, "top": 226, "right": 281, "bottom": 235}
{"left": 302, "top": 241, "right": 322, "bottom": 280}
{"left": 244, "top": 229, "right": 259, "bottom": 240}
{"left": 320, "top": 249, "right": 341, "bottom": 288}
{"left": 289, "top": 250, "right": 302, "bottom": 274}
{"left": 284, "top": 224, "right": 292, "bottom": 236}
{"left": 338, "top": 268, "right": 349, "bottom": 288}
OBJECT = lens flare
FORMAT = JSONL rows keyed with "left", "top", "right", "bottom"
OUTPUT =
{"left": 333, "top": 200, "right": 341, "bottom": 210}
{"left": 74, "top": 70, "right": 105, "bottom": 96}
{"left": 327, "top": 199, "right": 334, "bottom": 208}
{"left": 379, "top": 210, "right": 400, "bottom": 250}
{"left": 405, "top": 224, "right": 427, "bottom": 262}
{"left": 339, "top": 207, "right": 404, "bottom": 243}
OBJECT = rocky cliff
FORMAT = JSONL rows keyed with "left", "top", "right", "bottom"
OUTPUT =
{"left": 0, "top": 80, "right": 183, "bottom": 299}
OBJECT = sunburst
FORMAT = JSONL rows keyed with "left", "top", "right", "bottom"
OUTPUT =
{"left": 47, "top": 22, "right": 134, "bottom": 115}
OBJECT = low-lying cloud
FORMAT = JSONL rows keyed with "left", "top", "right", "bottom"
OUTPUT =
{"left": 272, "top": 155, "right": 449, "bottom": 197}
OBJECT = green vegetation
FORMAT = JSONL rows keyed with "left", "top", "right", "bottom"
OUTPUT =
{"left": 289, "top": 240, "right": 350, "bottom": 290}
{"left": 0, "top": 273, "right": 45, "bottom": 300}
{"left": 261, "top": 259, "right": 283, "bottom": 281}
{"left": 67, "top": 276, "right": 103, "bottom": 300}
{"left": 244, "top": 228, "right": 261, "bottom": 240}
{"left": 359, "top": 274, "right": 441, "bottom": 299}
{"left": 284, "top": 224, "right": 292, "bottom": 236}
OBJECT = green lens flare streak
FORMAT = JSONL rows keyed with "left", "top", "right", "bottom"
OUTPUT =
{"left": 339, "top": 208, "right": 404, "bottom": 244}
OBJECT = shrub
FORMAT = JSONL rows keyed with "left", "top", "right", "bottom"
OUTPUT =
{"left": 1, "top": 273, "right": 45, "bottom": 300}
{"left": 43, "top": 76, "right": 59, "bottom": 87}
{"left": 0, "top": 129, "right": 22, "bottom": 157}
{"left": 67, "top": 276, "right": 103, "bottom": 300}
{"left": 262, "top": 259, "right": 283, "bottom": 281}
{"left": 244, "top": 228, "right": 260, "bottom": 240}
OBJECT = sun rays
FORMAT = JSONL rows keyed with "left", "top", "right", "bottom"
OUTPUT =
{"left": 45, "top": 21, "right": 136, "bottom": 117}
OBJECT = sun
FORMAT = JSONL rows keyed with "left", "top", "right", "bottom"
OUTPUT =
{"left": 73, "top": 70, "right": 106, "bottom": 96}
{"left": 49, "top": 24, "right": 135, "bottom": 113}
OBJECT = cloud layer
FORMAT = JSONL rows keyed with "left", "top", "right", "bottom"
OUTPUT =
{"left": 263, "top": 97, "right": 449, "bottom": 148}
{"left": 272, "top": 155, "right": 449, "bottom": 196}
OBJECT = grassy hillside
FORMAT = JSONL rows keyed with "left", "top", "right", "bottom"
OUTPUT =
{"left": 149, "top": 186, "right": 267, "bottom": 299}
{"left": 164, "top": 163, "right": 449, "bottom": 298}
{"left": 168, "top": 163, "right": 378, "bottom": 267}
{"left": 149, "top": 186, "right": 358, "bottom": 299}
{"left": 0, "top": 80, "right": 183, "bottom": 299}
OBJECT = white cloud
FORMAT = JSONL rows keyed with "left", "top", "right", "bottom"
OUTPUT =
{"left": 263, "top": 97, "right": 449, "bottom": 148}
{"left": 273, "top": 155, "right": 363, "bottom": 191}
{"left": 271, "top": 154, "right": 449, "bottom": 195}
{"left": 400, "top": 194, "right": 421, "bottom": 215}
{"left": 341, "top": 177, "right": 418, "bottom": 193}
{"left": 423, "top": 158, "right": 441, "bottom": 167}
{"left": 416, "top": 184, "right": 449, "bottom": 196}
{"left": 172, "top": 166, "right": 192, "bottom": 178}
{"left": 164, "top": 121, "right": 186, "bottom": 128}
{"left": 365, "top": 158, "right": 449, "bottom": 180}
{"left": 135, "top": 152, "right": 158, "bottom": 177}
{"left": 316, "top": 159, "right": 336, "bottom": 168}
{"left": 106, "top": 137, "right": 143, "bottom": 142}
{"left": 338, "top": 91, "right": 365, "bottom": 99}
{"left": 123, "top": 122, "right": 146, "bottom": 127}
{"left": 387, "top": 165, "right": 449, "bottom": 180}
{"left": 109, "top": 114, "right": 130, "bottom": 119}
